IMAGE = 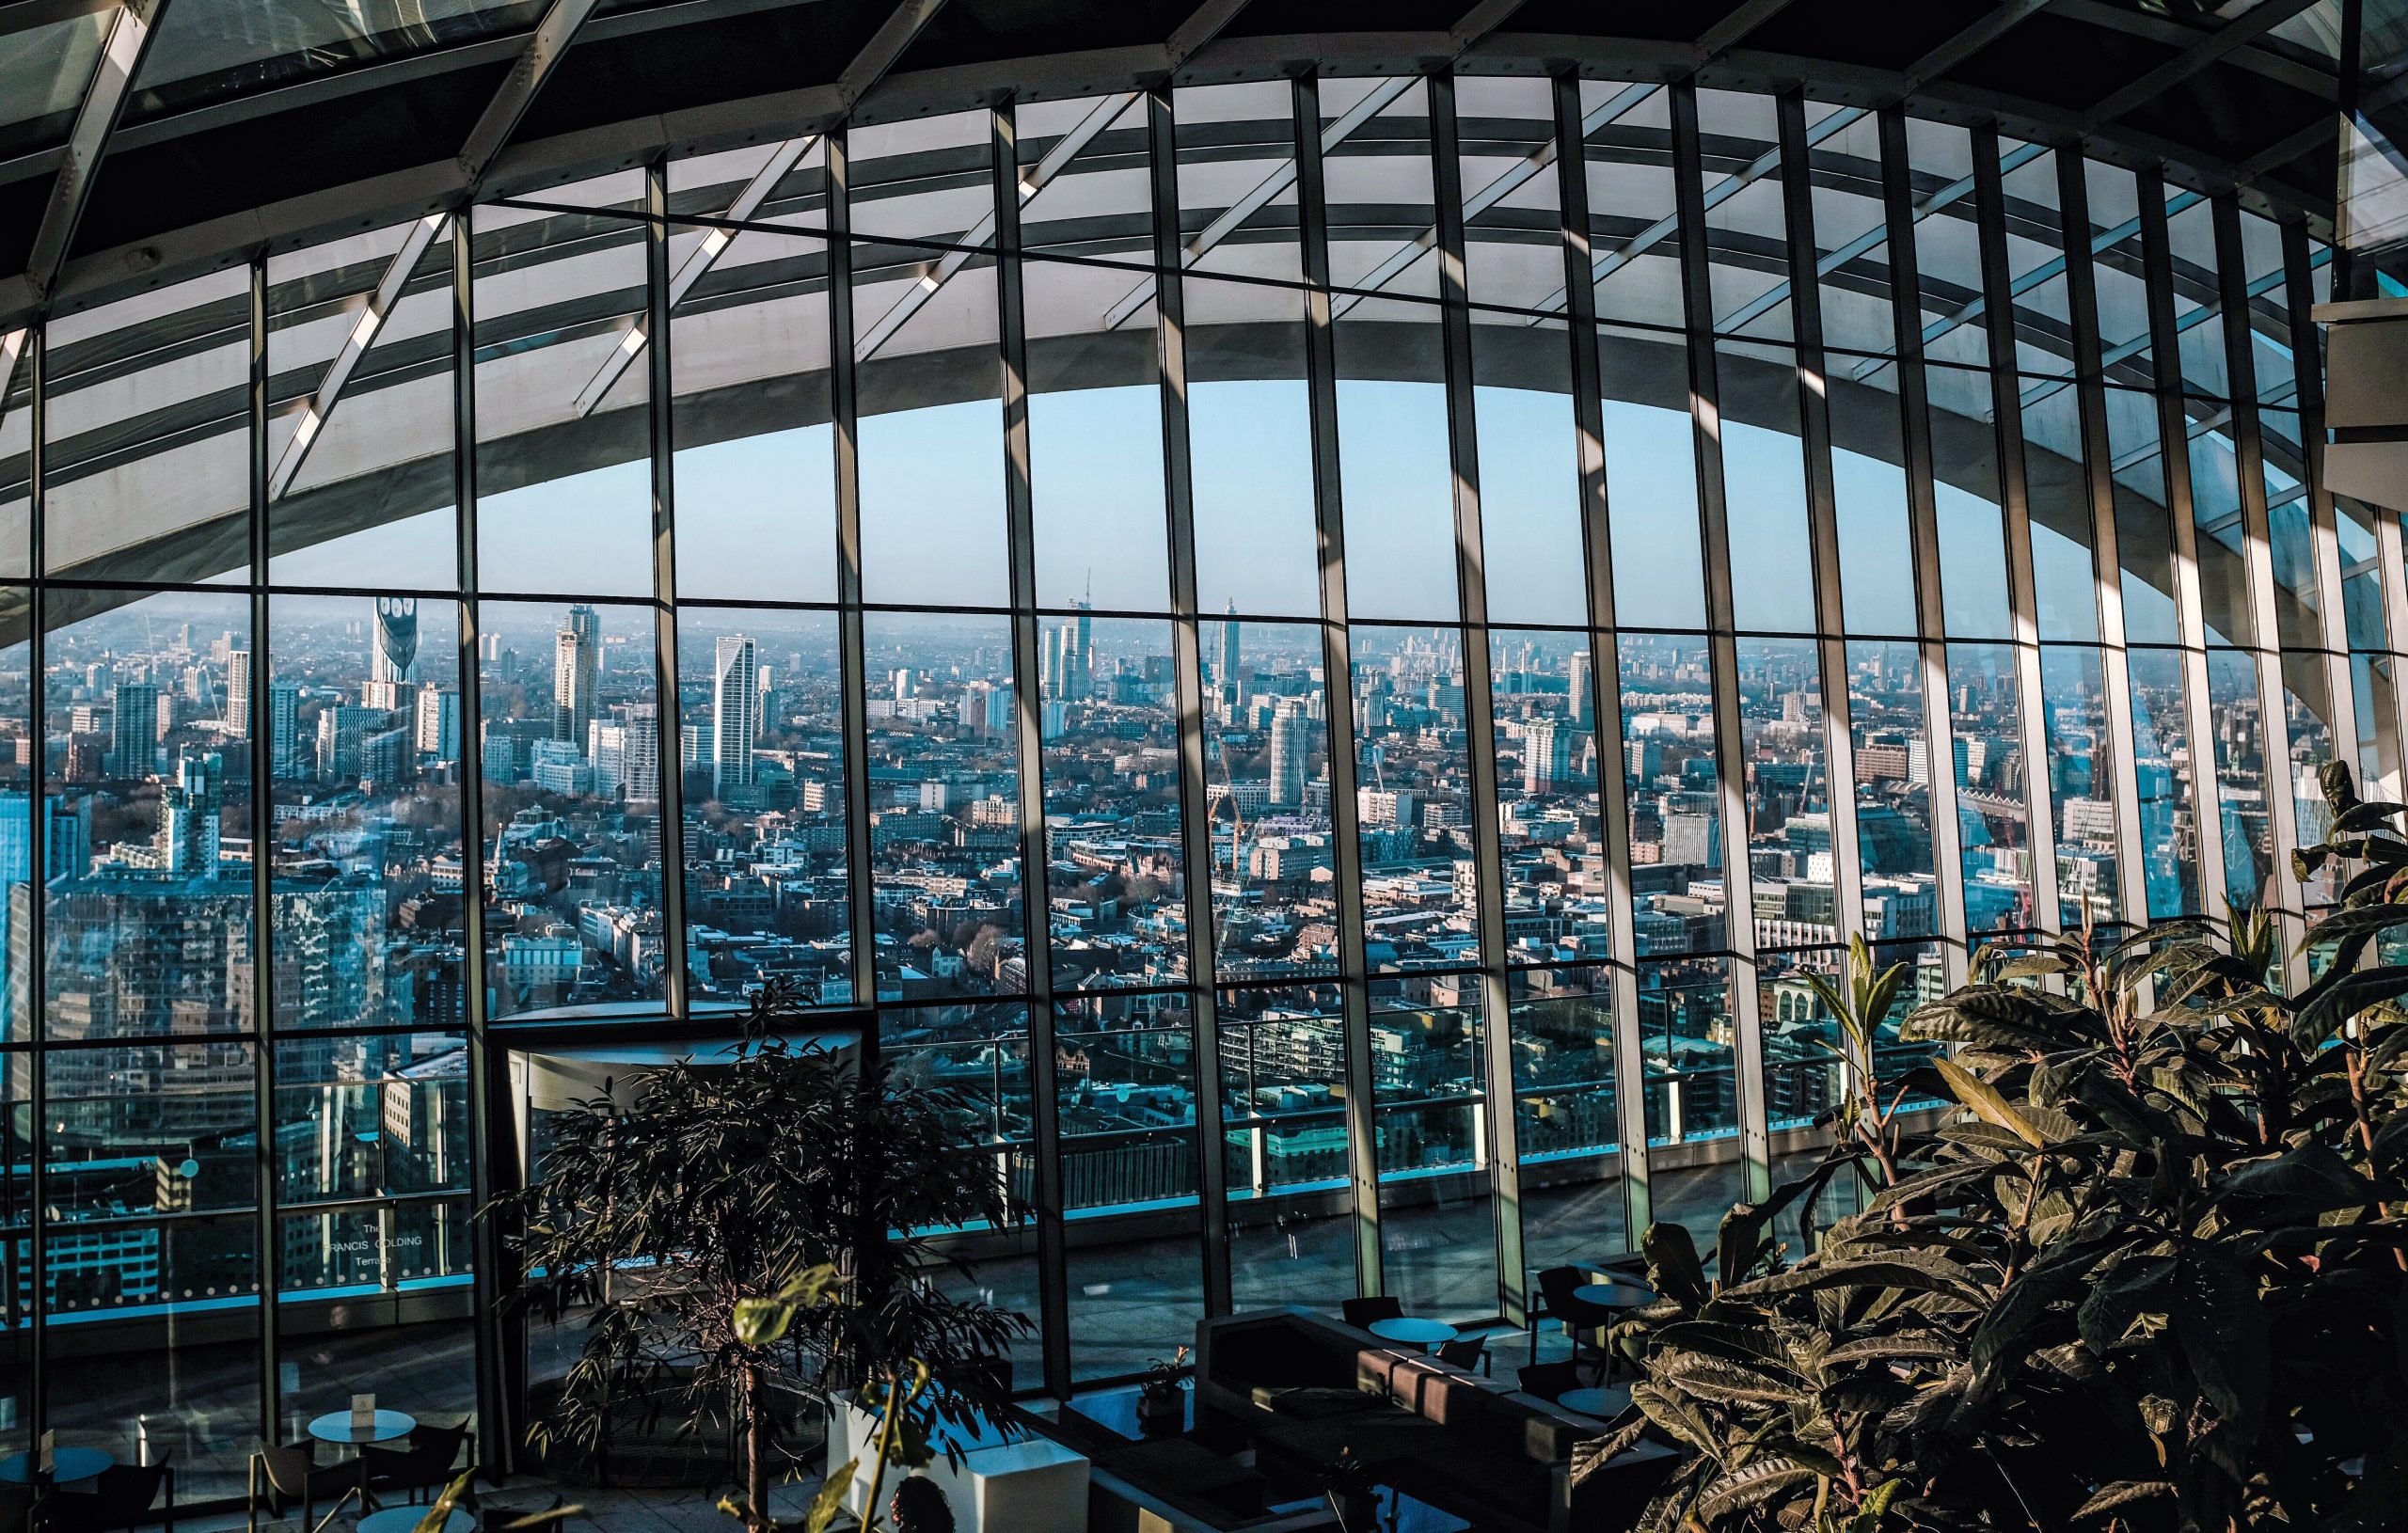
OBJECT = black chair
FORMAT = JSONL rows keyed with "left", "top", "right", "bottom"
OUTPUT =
{"left": 247, "top": 1444, "right": 362, "bottom": 1533}
{"left": 1533, "top": 1266, "right": 1621, "bottom": 1378}
{"left": 1434, "top": 1335, "right": 1490, "bottom": 1377}
{"left": 1340, "top": 1296, "right": 1402, "bottom": 1331}
{"left": 0, "top": 1482, "right": 31, "bottom": 1533}
{"left": 1515, "top": 1359, "right": 1583, "bottom": 1402}
{"left": 361, "top": 1420, "right": 475, "bottom": 1508}
{"left": 40, "top": 1460, "right": 173, "bottom": 1533}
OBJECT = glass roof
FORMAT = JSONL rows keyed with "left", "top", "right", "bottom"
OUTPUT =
{"left": 128, "top": 0, "right": 547, "bottom": 116}
{"left": 0, "top": 9, "right": 107, "bottom": 157}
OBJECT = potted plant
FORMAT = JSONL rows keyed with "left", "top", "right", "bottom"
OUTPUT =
{"left": 491, "top": 980, "right": 1031, "bottom": 1533}
{"left": 1319, "top": 1449, "right": 1379, "bottom": 1533}
{"left": 1135, "top": 1346, "right": 1190, "bottom": 1437}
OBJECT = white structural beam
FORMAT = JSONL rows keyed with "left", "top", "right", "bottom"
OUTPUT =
{"left": 456, "top": 0, "right": 604, "bottom": 192}
{"left": 24, "top": 0, "right": 166, "bottom": 308}
{"left": 2083, "top": 0, "right": 2321, "bottom": 131}
{"left": 836, "top": 0, "right": 949, "bottom": 113}
{"left": 269, "top": 212, "right": 449, "bottom": 498}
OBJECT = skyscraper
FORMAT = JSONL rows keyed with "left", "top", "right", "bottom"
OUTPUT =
{"left": 373, "top": 595, "right": 420, "bottom": 683}
{"left": 417, "top": 687, "right": 460, "bottom": 759}
{"left": 111, "top": 682, "right": 159, "bottom": 777}
{"left": 157, "top": 751, "right": 224, "bottom": 876}
{"left": 1526, "top": 719, "right": 1569, "bottom": 794}
{"left": 622, "top": 703, "right": 661, "bottom": 801}
{"left": 1268, "top": 700, "right": 1307, "bottom": 806}
{"left": 270, "top": 682, "right": 302, "bottom": 778}
{"left": 227, "top": 647, "right": 252, "bottom": 736}
{"left": 714, "top": 635, "right": 757, "bottom": 795}
{"left": 555, "top": 605, "right": 601, "bottom": 747}
{"left": 1568, "top": 649, "right": 1592, "bottom": 728}
{"left": 1220, "top": 599, "right": 1242, "bottom": 692}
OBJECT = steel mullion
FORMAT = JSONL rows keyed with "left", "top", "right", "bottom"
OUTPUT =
{"left": 1671, "top": 80, "right": 1770, "bottom": 1206}
{"left": 1972, "top": 125, "right": 2062, "bottom": 945}
{"left": 990, "top": 101, "right": 1071, "bottom": 1399}
{"left": 2214, "top": 196, "right": 2306, "bottom": 970}
{"left": 1553, "top": 74, "right": 1651, "bottom": 1249}
{"left": 827, "top": 130, "right": 880, "bottom": 1038}
{"left": 246, "top": 251, "right": 283, "bottom": 1447}
{"left": 1146, "top": 84, "right": 1233, "bottom": 1320}
{"left": 2056, "top": 149, "right": 2152, "bottom": 935}
{"left": 644, "top": 159, "right": 690, "bottom": 1024}
{"left": 23, "top": 323, "right": 44, "bottom": 1446}
{"left": 1431, "top": 72, "right": 1521, "bottom": 1324}
{"left": 2286, "top": 218, "right": 2384, "bottom": 808}
{"left": 452, "top": 207, "right": 515, "bottom": 1470}
{"left": 2139, "top": 170, "right": 2229, "bottom": 925}
{"left": 1294, "top": 72, "right": 1383, "bottom": 1297}
{"left": 1778, "top": 94, "right": 1864, "bottom": 954}
{"left": 1878, "top": 107, "right": 1971, "bottom": 989}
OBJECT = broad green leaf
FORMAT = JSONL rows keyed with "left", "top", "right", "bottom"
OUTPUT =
{"left": 1934, "top": 1057, "right": 2047, "bottom": 1149}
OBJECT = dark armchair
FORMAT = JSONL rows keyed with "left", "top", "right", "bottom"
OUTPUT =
{"left": 360, "top": 1421, "right": 475, "bottom": 1509}
{"left": 1339, "top": 1296, "right": 1402, "bottom": 1331}
{"left": 1531, "top": 1266, "right": 1622, "bottom": 1377}
{"left": 40, "top": 1460, "right": 173, "bottom": 1533}
{"left": 247, "top": 1444, "right": 362, "bottom": 1533}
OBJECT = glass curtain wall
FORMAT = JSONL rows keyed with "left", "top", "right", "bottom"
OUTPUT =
{"left": 0, "top": 64, "right": 2356, "bottom": 1449}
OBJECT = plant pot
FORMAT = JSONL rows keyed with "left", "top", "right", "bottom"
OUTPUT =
{"left": 1134, "top": 1386, "right": 1183, "bottom": 1437}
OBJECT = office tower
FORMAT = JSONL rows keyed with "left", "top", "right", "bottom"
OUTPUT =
{"left": 157, "top": 751, "right": 224, "bottom": 876}
{"left": 227, "top": 647, "right": 252, "bottom": 735}
{"left": 714, "top": 635, "right": 757, "bottom": 794}
{"left": 555, "top": 605, "right": 601, "bottom": 747}
{"left": 1219, "top": 599, "right": 1242, "bottom": 696}
{"left": 373, "top": 595, "right": 420, "bottom": 683}
{"left": 111, "top": 682, "right": 160, "bottom": 777}
{"left": 1526, "top": 719, "right": 1569, "bottom": 794}
{"left": 1568, "top": 649, "right": 1592, "bottom": 728}
{"left": 1268, "top": 701, "right": 1307, "bottom": 806}
{"left": 270, "top": 682, "right": 302, "bottom": 778}
{"left": 318, "top": 704, "right": 381, "bottom": 782}
{"left": 894, "top": 668, "right": 913, "bottom": 703}
{"left": 622, "top": 704, "right": 661, "bottom": 801}
{"left": 1071, "top": 576, "right": 1093, "bottom": 702}
{"left": 417, "top": 687, "right": 460, "bottom": 759}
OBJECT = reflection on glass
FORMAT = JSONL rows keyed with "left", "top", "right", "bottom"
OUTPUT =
{"left": 2041, "top": 646, "right": 2118, "bottom": 928}
{"left": 2128, "top": 649, "right": 2202, "bottom": 921}
{"left": 675, "top": 609, "right": 849, "bottom": 1004}
{"left": 2207, "top": 648, "right": 2273, "bottom": 911}
{"left": 1947, "top": 643, "right": 2034, "bottom": 935}
{"left": 1638, "top": 956, "right": 1738, "bottom": 1252}
{"left": 1372, "top": 981, "right": 1491, "bottom": 1318}
{"left": 1583, "top": 84, "right": 1682, "bottom": 328}
{"left": 1510, "top": 967, "right": 1624, "bottom": 1276}
{"left": 47, "top": 591, "right": 256, "bottom": 1038}
{"left": 1220, "top": 982, "right": 1356, "bottom": 1310}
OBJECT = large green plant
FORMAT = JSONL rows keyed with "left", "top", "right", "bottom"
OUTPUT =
{"left": 1580, "top": 769, "right": 2408, "bottom": 1530}
{"left": 491, "top": 984, "right": 1030, "bottom": 1532}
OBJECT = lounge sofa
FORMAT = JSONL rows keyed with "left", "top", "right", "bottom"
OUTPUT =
{"left": 1194, "top": 1308, "right": 1678, "bottom": 1533}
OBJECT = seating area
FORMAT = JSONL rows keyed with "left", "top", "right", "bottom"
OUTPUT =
{"left": 246, "top": 1418, "right": 474, "bottom": 1533}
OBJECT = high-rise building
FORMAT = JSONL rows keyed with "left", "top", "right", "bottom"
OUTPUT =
{"left": 714, "top": 635, "right": 757, "bottom": 795}
{"left": 157, "top": 751, "right": 224, "bottom": 876}
{"left": 555, "top": 605, "right": 601, "bottom": 747}
{"left": 270, "top": 682, "right": 302, "bottom": 778}
{"left": 417, "top": 687, "right": 460, "bottom": 759}
{"left": 1219, "top": 600, "right": 1242, "bottom": 703}
{"left": 622, "top": 703, "right": 661, "bottom": 802}
{"left": 373, "top": 595, "right": 420, "bottom": 684}
{"left": 1268, "top": 701, "right": 1308, "bottom": 806}
{"left": 1525, "top": 719, "right": 1570, "bottom": 794}
{"left": 318, "top": 704, "right": 383, "bottom": 782}
{"left": 1568, "top": 649, "right": 1592, "bottom": 728}
{"left": 227, "top": 647, "right": 252, "bottom": 736}
{"left": 111, "top": 682, "right": 159, "bottom": 777}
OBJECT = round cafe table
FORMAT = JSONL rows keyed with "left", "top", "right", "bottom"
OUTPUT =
{"left": 359, "top": 1509, "right": 473, "bottom": 1533}
{"left": 1558, "top": 1385, "right": 1632, "bottom": 1419}
{"left": 1575, "top": 1280, "right": 1655, "bottom": 1310}
{"left": 0, "top": 1446, "right": 111, "bottom": 1484}
{"left": 1367, "top": 1316, "right": 1458, "bottom": 1350}
{"left": 308, "top": 1409, "right": 417, "bottom": 1447}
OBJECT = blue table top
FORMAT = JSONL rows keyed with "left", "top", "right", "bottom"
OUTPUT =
{"left": 0, "top": 1446, "right": 112, "bottom": 1483}
{"left": 308, "top": 1409, "right": 417, "bottom": 1445}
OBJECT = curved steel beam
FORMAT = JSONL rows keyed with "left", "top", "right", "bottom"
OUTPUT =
{"left": 24, "top": 0, "right": 164, "bottom": 308}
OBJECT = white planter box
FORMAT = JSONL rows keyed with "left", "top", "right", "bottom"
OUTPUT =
{"left": 826, "top": 1396, "right": 1089, "bottom": 1533}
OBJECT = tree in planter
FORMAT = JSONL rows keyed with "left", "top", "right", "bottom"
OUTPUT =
{"left": 1576, "top": 785, "right": 2408, "bottom": 1530}
{"left": 491, "top": 983, "right": 1031, "bottom": 1532}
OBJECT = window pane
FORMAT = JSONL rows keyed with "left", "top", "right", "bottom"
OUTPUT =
{"left": 267, "top": 216, "right": 461, "bottom": 589}
{"left": 2129, "top": 648, "right": 2203, "bottom": 920}
{"left": 1620, "top": 635, "right": 1725, "bottom": 952}
{"left": 1351, "top": 626, "right": 1477, "bottom": 969}
{"left": 1336, "top": 300, "right": 1458, "bottom": 622}
{"left": 471, "top": 203, "right": 654, "bottom": 597}
{"left": 1639, "top": 956, "right": 1738, "bottom": 1252}
{"left": 1471, "top": 317, "right": 1587, "bottom": 629}
{"left": 1493, "top": 629, "right": 1608, "bottom": 965}
{"left": 1583, "top": 83, "right": 1682, "bottom": 328}
{"left": 2042, "top": 646, "right": 2119, "bottom": 928}
{"left": 1720, "top": 344, "right": 1816, "bottom": 634}
{"left": 477, "top": 599, "right": 665, "bottom": 1018}
{"left": 46, "top": 590, "right": 255, "bottom": 1038}
{"left": 1201, "top": 617, "right": 1335, "bottom": 985}
{"left": 1027, "top": 261, "right": 1169, "bottom": 613}
{"left": 1602, "top": 328, "right": 1705, "bottom": 628}
{"left": 1040, "top": 617, "right": 1185, "bottom": 991}
{"left": 1372, "top": 978, "right": 1492, "bottom": 1320}
{"left": 1220, "top": 981, "right": 1356, "bottom": 1309}
{"left": 1947, "top": 642, "right": 2034, "bottom": 935}
{"left": 1738, "top": 638, "right": 1828, "bottom": 944}
{"left": 1848, "top": 640, "right": 1938, "bottom": 936}
{"left": 676, "top": 609, "right": 850, "bottom": 1006}
{"left": 268, "top": 593, "right": 465, "bottom": 1032}
{"left": 1174, "top": 81, "right": 1303, "bottom": 286}
{"left": 1509, "top": 965, "right": 1624, "bottom": 1278}
{"left": 1187, "top": 277, "right": 1321, "bottom": 620}
{"left": 1456, "top": 76, "right": 1562, "bottom": 312}
{"left": 863, "top": 613, "right": 1022, "bottom": 999}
